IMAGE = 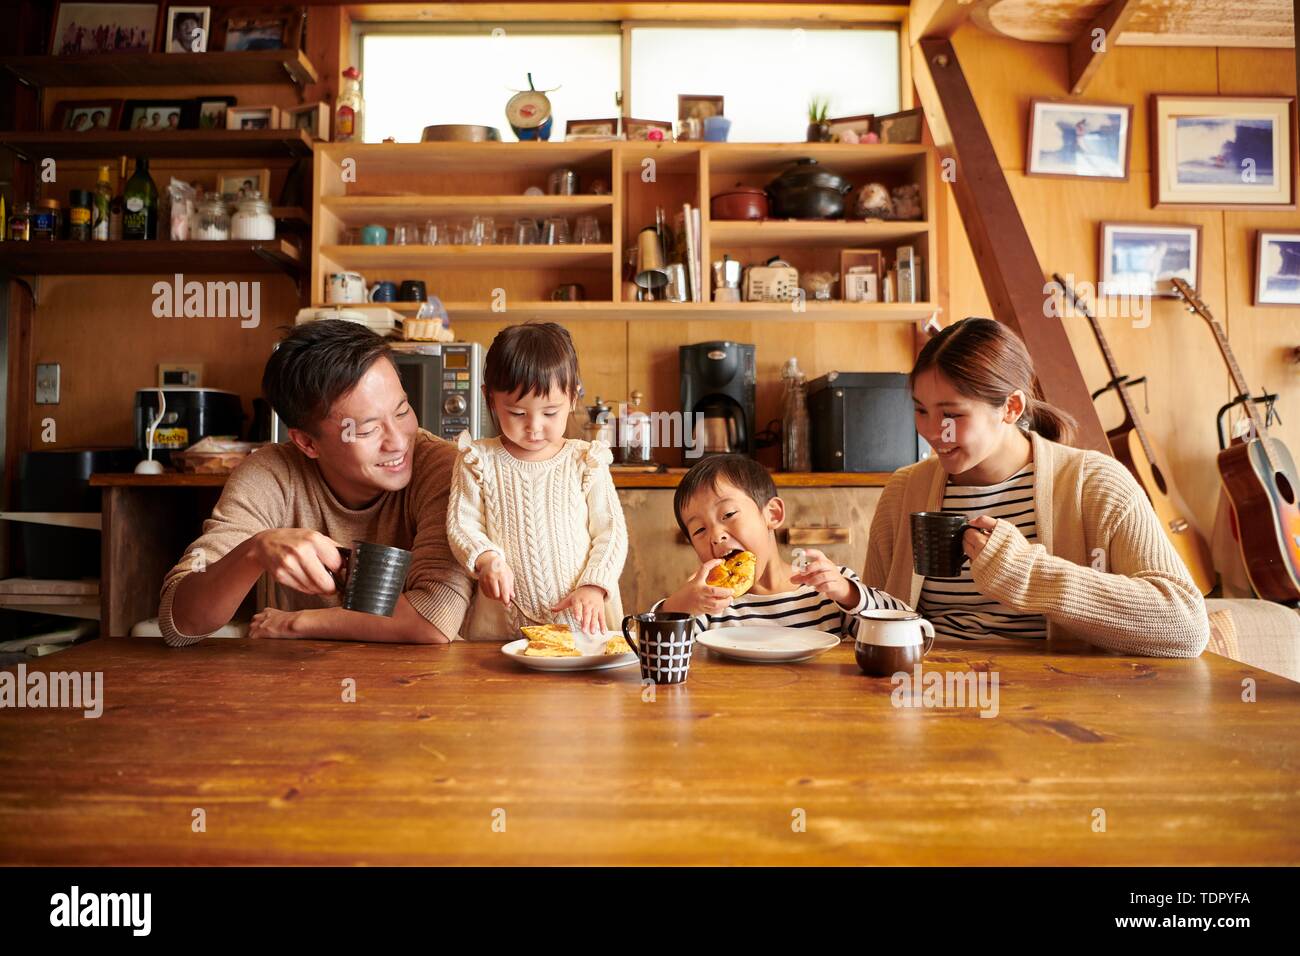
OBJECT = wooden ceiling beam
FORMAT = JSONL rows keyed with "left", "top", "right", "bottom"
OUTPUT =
{"left": 913, "top": 36, "right": 1110, "bottom": 453}
{"left": 1067, "top": 0, "right": 1140, "bottom": 96}
{"left": 908, "top": 0, "right": 975, "bottom": 43}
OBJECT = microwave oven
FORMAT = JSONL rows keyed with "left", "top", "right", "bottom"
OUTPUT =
{"left": 271, "top": 342, "right": 495, "bottom": 443}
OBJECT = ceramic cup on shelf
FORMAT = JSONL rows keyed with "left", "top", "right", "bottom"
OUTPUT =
{"left": 360, "top": 224, "right": 388, "bottom": 245}
{"left": 326, "top": 271, "right": 367, "bottom": 304}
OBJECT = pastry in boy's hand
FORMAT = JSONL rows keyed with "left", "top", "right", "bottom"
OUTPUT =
{"left": 706, "top": 549, "right": 756, "bottom": 598}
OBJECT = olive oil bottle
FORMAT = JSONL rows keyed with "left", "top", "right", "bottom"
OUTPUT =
{"left": 122, "top": 156, "right": 157, "bottom": 240}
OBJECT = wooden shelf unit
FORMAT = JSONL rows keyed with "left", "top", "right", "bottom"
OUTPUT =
{"left": 0, "top": 129, "right": 315, "bottom": 161}
{"left": 0, "top": 49, "right": 319, "bottom": 88}
{"left": 310, "top": 141, "right": 939, "bottom": 322}
{"left": 0, "top": 239, "right": 302, "bottom": 278}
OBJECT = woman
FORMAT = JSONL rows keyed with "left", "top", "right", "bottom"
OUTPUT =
{"left": 865, "top": 317, "right": 1208, "bottom": 657}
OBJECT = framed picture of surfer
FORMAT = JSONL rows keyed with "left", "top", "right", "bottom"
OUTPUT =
{"left": 1152, "top": 95, "right": 1296, "bottom": 208}
{"left": 1026, "top": 99, "right": 1131, "bottom": 180}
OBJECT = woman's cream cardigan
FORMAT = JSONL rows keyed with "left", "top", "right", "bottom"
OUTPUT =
{"left": 865, "top": 430, "right": 1210, "bottom": 658}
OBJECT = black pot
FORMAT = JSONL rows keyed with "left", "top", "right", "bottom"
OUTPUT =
{"left": 767, "top": 157, "right": 852, "bottom": 219}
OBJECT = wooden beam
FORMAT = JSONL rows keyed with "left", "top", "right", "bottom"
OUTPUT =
{"left": 1067, "top": 0, "right": 1140, "bottom": 97}
{"left": 344, "top": 3, "right": 908, "bottom": 23}
{"left": 908, "top": 0, "right": 973, "bottom": 43}
{"left": 912, "top": 36, "right": 1110, "bottom": 453}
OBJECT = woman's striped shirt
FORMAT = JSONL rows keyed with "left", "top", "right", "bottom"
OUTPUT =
{"left": 917, "top": 464, "right": 1048, "bottom": 641}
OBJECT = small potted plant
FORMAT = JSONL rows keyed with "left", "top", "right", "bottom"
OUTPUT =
{"left": 806, "top": 96, "right": 832, "bottom": 143}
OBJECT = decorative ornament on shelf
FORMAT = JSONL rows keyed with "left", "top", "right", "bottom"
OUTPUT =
{"left": 806, "top": 95, "right": 832, "bottom": 143}
{"left": 505, "top": 73, "right": 558, "bottom": 141}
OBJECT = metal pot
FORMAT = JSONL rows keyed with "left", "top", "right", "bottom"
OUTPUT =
{"left": 421, "top": 124, "right": 502, "bottom": 142}
{"left": 766, "top": 157, "right": 852, "bottom": 219}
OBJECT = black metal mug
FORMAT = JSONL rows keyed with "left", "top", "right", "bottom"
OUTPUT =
{"left": 341, "top": 541, "right": 413, "bottom": 616}
{"left": 621, "top": 611, "right": 696, "bottom": 684}
{"left": 910, "top": 511, "right": 972, "bottom": 578}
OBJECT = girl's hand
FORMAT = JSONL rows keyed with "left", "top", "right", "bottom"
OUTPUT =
{"left": 475, "top": 551, "right": 515, "bottom": 607}
{"left": 789, "top": 548, "right": 855, "bottom": 608}
{"left": 249, "top": 607, "right": 305, "bottom": 639}
{"left": 661, "top": 560, "right": 733, "bottom": 617}
{"left": 963, "top": 515, "right": 997, "bottom": 560}
{"left": 552, "top": 586, "right": 606, "bottom": 636}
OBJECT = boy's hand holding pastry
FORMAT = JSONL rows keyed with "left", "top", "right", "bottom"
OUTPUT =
{"left": 475, "top": 551, "right": 515, "bottom": 607}
{"left": 662, "top": 558, "right": 734, "bottom": 616}
{"left": 789, "top": 548, "right": 856, "bottom": 608}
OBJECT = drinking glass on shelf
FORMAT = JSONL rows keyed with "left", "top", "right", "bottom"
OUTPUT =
{"left": 574, "top": 215, "right": 602, "bottom": 245}
{"left": 446, "top": 217, "right": 471, "bottom": 245}
{"left": 469, "top": 215, "right": 496, "bottom": 246}
{"left": 496, "top": 226, "right": 513, "bottom": 245}
{"left": 342, "top": 226, "right": 362, "bottom": 245}
{"left": 393, "top": 221, "right": 419, "bottom": 246}
{"left": 541, "top": 217, "right": 570, "bottom": 245}
{"left": 422, "top": 219, "right": 442, "bottom": 245}
{"left": 513, "top": 217, "right": 540, "bottom": 245}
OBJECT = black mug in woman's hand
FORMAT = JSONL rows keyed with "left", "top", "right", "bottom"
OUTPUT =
{"left": 910, "top": 511, "right": 972, "bottom": 578}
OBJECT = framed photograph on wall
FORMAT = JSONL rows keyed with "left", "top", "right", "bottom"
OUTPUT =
{"left": 226, "top": 105, "right": 280, "bottom": 130}
{"left": 1027, "top": 99, "right": 1132, "bottom": 180}
{"left": 678, "top": 94, "right": 724, "bottom": 121}
{"left": 828, "top": 114, "right": 875, "bottom": 143}
{"left": 874, "top": 109, "right": 924, "bottom": 144}
{"left": 1099, "top": 222, "right": 1202, "bottom": 298}
{"left": 195, "top": 95, "right": 236, "bottom": 129}
{"left": 1255, "top": 231, "right": 1300, "bottom": 306}
{"left": 163, "top": 5, "right": 209, "bottom": 52}
{"left": 50, "top": 2, "right": 159, "bottom": 54}
{"left": 281, "top": 102, "right": 329, "bottom": 139}
{"left": 213, "top": 5, "right": 304, "bottom": 52}
{"left": 218, "top": 168, "right": 271, "bottom": 201}
{"left": 120, "top": 98, "right": 192, "bottom": 131}
{"left": 622, "top": 117, "right": 672, "bottom": 141}
{"left": 52, "top": 98, "right": 124, "bottom": 131}
{"left": 564, "top": 118, "right": 619, "bottom": 140}
{"left": 1152, "top": 95, "right": 1296, "bottom": 208}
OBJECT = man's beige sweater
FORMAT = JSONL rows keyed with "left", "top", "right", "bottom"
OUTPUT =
{"left": 158, "top": 428, "right": 472, "bottom": 646}
{"left": 865, "top": 430, "right": 1210, "bottom": 657}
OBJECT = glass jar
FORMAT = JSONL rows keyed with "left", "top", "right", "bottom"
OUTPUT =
{"left": 231, "top": 195, "right": 275, "bottom": 240}
{"left": 193, "top": 196, "right": 230, "bottom": 241}
{"left": 31, "top": 198, "right": 61, "bottom": 240}
{"left": 8, "top": 201, "right": 33, "bottom": 241}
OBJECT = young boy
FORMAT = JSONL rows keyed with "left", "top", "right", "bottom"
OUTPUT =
{"left": 659, "top": 454, "right": 909, "bottom": 635}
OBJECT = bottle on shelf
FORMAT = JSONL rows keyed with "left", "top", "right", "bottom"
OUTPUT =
{"left": 335, "top": 66, "right": 364, "bottom": 143}
{"left": 781, "top": 356, "right": 811, "bottom": 473}
{"left": 122, "top": 156, "right": 158, "bottom": 241}
{"left": 108, "top": 156, "right": 126, "bottom": 241}
{"left": 92, "top": 164, "right": 112, "bottom": 241}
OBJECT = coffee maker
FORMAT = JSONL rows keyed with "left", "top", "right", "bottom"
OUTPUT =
{"left": 680, "top": 341, "right": 756, "bottom": 458}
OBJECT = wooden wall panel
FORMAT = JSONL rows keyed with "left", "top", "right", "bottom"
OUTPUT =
{"left": 943, "top": 22, "right": 1299, "bottom": 547}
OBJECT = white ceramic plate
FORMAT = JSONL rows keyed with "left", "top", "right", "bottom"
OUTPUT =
{"left": 501, "top": 634, "right": 639, "bottom": 672}
{"left": 696, "top": 625, "right": 842, "bottom": 663}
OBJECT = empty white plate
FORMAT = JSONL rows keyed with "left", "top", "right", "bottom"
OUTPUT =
{"left": 501, "top": 635, "right": 639, "bottom": 672}
{"left": 696, "top": 625, "right": 842, "bottom": 663}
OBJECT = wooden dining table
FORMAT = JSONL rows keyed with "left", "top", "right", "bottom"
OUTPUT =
{"left": 1, "top": 633, "right": 1297, "bottom": 866}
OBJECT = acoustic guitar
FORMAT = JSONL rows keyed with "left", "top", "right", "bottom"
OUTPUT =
{"left": 1053, "top": 274, "right": 1215, "bottom": 595}
{"left": 1172, "top": 277, "right": 1300, "bottom": 604}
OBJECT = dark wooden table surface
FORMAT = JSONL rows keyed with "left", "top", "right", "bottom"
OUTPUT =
{"left": 1, "top": 635, "right": 1297, "bottom": 865}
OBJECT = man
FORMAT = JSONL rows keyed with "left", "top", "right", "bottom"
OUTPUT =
{"left": 159, "top": 320, "right": 472, "bottom": 646}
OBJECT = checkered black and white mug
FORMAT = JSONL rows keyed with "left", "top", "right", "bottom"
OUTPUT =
{"left": 621, "top": 611, "right": 696, "bottom": 685}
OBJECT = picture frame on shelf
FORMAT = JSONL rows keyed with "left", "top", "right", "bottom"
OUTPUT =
{"left": 1026, "top": 99, "right": 1132, "bottom": 180}
{"left": 212, "top": 5, "right": 305, "bottom": 52}
{"left": 622, "top": 118, "right": 673, "bottom": 142}
{"left": 565, "top": 118, "right": 619, "bottom": 140}
{"left": 163, "top": 5, "right": 210, "bottom": 53}
{"left": 1099, "top": 221, "right": 1202, "bottom": 298}
{"left": 281, "top": 102, "right": 329, "bottom": 139}
{"left": 120, "top": 98, "right": 193, "bottom": 131}
{"left": 50, "top": 2, "right": 160, "bottom": 54}
{"left": 1152, "top": 94, "right": 1296, "bottom": 208}
{"left": 52, "top": 98, "right": 124, "bottom": 131}
{"left": 828, "top": 114, "right": 875, "bottom": 143}
{"left": 226, "top": 105, "right": 280, "bottom": 130}
{"left": 195, "top": 95, "right": 236, "bottom": 129}
{"left": 1254, "top": 231, "right": 1300, "bottom": 306}
{"left": 874, "top": 109, "right": 924, "bottom": 144}
{"left": 217, "top": 168, "right": 271, "bottom": 201}
{"left": 678, "top": 94, "right": 724, "bottom": 121}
